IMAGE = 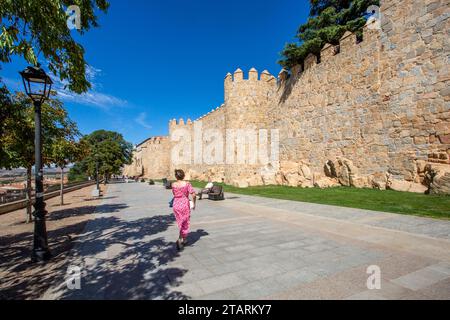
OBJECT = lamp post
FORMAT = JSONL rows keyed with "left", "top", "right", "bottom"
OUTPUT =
{"left": 20, "top": 65, "right": 53, "bottom": 262}
{"left": 96, "top": 158, "right": 100, "bottom": 191}
{"left": 91, "top": 153, "right": 101, "bottom": 197}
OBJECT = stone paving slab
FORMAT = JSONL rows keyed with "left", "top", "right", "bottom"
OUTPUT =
{"left": 41, "top": 183, "right": 450, "bottom": 300}
{"left": 227, "top": 193, "right": 450, "bottom": 240}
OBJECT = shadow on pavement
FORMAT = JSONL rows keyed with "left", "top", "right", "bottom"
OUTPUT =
{"left": 47, "top": 213, "right": 208, "bottom": 300}
{"left": 1, "top": 199, "right": 210, "bottom": 300}
{"left": 48, "top": 203, "right": 128, "bottom": 221}
{"left": 0, "top": 203, "right": 130, "bottom": 300}
{"left": 53, "top": 213, "right": 209, "bottom": 300}
{"left": 185, "top": 229, "right": 209, "bottom": 247}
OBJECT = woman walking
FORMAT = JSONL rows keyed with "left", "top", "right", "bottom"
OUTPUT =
{"left": 172, "top": 169, "right": 196, "bottom": 250}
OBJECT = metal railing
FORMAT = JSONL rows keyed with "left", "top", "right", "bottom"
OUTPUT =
{"left": 0, "top": 180, "right": 97, "bottom": 215}
{"left": 0, "top": 179, "right": 92, "bottom": 205}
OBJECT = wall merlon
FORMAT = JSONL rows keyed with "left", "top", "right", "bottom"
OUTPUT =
{"left": 291, "top": 65, "right": 303, "bottom": 77}
{"left": 278, "top": 68, "right": 289, "bottom": 82}
{"left": 362, "top": 24, "right": 380, "bottom": 43}
{"left": 321, "top": 43, "right": 338, "bottom": 61}
{"left": 260, "top": 70, "right": 272, "bottom": 81}
{"left": 249, "top": 67, "right": 258, "bottom": 81}
{"left": 225, "top": 72, "right": 233, "bottom": 83}
{"left": 339, "top": 30, "right": 357, "bottom": 52}
{"left": 267, "top": 75, "right": 276, "bottom": 84}
{"left": 304, "top": 53, "right": 317, "bottom": 70}
{"left": 234, "top": 68, "right": 244, "bottom": 82}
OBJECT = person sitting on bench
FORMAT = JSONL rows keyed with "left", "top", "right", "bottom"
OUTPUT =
{"left": 198, "top": 179, "right": 214, "bottom": 200}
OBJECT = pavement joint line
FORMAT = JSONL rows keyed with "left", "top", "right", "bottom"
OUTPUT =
{"left": 194, "top": 216, "right": 263, "bottom": 225}
{"left": 352, "top": 215, "right": 395, "bottom": 224}
{"left": 214, "top": 198, "right": 450, "bottom": 262}
{"left": 225, "top": 192, "right": 449, "bottom": 223}
{"left": 219, "top": 195, "right": 450, "bottom": 245}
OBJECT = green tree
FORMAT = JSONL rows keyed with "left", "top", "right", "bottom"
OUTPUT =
{"left": 0, "top": 0, "right": 109, "bottom": 93}
{"left": 279, "top": 0, "right": 379, "bottom": 69}
{"left": 71, "top": 130, "right": 133, "bottom": 183}
{"left": 0, "top": 84, "right": 16, "bottom": 166}
{"left": 1, "top": 92, "right": 80, "bottom": 221}
{"left": 1, "top": 93, "right": 35, "bottom": 222}
{"left": 68, "top": 161, "right": 89, "bottom": 182}
{"left": 49, "top": 137, "right": 87, "bottom": 206}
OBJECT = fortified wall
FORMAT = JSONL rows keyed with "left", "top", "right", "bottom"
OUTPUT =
{"left": 123, "top": 0, "right": 450, "bottom": 194}
{"left": 123, "top": 136, "right": 170, "bottom": 179}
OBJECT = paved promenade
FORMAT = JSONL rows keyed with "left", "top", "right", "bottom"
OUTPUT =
{"left": 42, "top": 182, "right": 450, "bottom": 300}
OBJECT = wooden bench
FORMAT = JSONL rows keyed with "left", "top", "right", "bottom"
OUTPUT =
{"left": 208, "top": 186, "right": 225, "bottom": 201}
{"left": 162, "top": 178, "right": 172, "bottom": 189}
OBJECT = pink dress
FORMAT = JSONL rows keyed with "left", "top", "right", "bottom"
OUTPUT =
{"left": 172, "top": 182, "right": 194, "bottom": 238}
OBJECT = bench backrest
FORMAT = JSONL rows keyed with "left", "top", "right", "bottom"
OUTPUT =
{"left": 210, "top": 186, "right": 223, "bottom": 194}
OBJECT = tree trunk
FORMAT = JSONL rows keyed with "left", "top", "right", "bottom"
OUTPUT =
{"left": 60, "top": 166, "right": 64, "bottom": 206}
{"left": 26, "top": 165, "right": 32, "bottom": 223}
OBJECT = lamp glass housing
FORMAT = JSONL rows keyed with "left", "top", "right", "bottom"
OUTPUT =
{"left": 19, "top": 66, "right": 53, "bottom": 103}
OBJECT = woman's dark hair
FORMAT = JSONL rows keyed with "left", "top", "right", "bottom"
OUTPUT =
{"left": 175, "top": 169, "right": 185, "bottom": 181}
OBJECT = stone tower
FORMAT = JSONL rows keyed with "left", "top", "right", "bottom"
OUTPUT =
{"left": 223, "top": 68, "right": 277, "bottom": 186}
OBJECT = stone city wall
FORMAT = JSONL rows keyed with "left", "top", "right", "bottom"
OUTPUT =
{"left": 123, "top": 136, "right": 170, "bottom": 179}
{"left": 124, "top": 0, "right": 450, "bottom": 194}
{"left": 267, "top": 0, "right": 449, "bottom": 194}
{"left": 168, "top": 105, "right": 227, "bottom": 183}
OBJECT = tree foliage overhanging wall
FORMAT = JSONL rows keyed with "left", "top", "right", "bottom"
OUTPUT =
{"left": 279, "top": 0, "right": 380, "bottom": 69}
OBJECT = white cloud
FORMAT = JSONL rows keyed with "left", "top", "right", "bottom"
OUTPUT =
{"left": 50, "top": 65, "right": 127, "bottom": 110}
{"left": 135, "top": 112, "right": 152, "bottom": 129}
{"left": 56, "top": 88, "right": 127, "bottom": 110}
{"left": 1, "top": 65, "right": 128, "bottom": 111}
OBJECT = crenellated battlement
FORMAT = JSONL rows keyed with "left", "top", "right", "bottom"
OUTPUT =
{"left": 224, "top": 67, "right": 276, "bottom": 103}
{"left": 147, "top": 136, "right": 168, "bottom": 145}
{"left": 127, "top": 0, "right": 450, "bottom": 194}
{"left": 279, "top": 24, "right": 381, "bottom": 85}
{"left": 169, "top": 118, "right": 194, "bottom": 126}
{"left": 194, "top": 104, "right": 225, "bottom": 123}
{"left": 136, "top": 136, "right": 168, "bottom": 148}
{"left": 225, "top": 67, "right": 276, "bottom": 84}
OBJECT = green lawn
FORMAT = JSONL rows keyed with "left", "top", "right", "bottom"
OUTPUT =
{"left": 190, "top": 180, "right": 450, "bottom": 220}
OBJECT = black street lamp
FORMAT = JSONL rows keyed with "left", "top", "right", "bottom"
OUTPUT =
{"left": 91, "top": 153, "right": 101, "bottom": 197}
{"left": 20, "top": 65, "right": 53, "bottom": 262}
{"left": 96, "top": 159, "right": 100, "bottom": 191}
{"left": 95, "top": 153, "right": 100, "bottom": 191}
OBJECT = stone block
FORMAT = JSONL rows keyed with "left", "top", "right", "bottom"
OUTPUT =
{"left": 426, "top": 163, "right": 450, "bottom": 194}
{"left": 387, "top": 178, "right": 428, "bottom": 193}
{"left": 370, "top": 172, "right": 388, "bottom": 190}
{"left": 314, "top": 177, "right": 340, "bottom": 188}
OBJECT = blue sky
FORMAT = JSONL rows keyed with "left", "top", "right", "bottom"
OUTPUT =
{"left": 1, "top": 0, "right": 309, "bottom": 145}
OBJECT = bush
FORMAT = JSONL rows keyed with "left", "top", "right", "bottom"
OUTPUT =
{"left": 68, "top": 164, "right": 88, "bottom": 182}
